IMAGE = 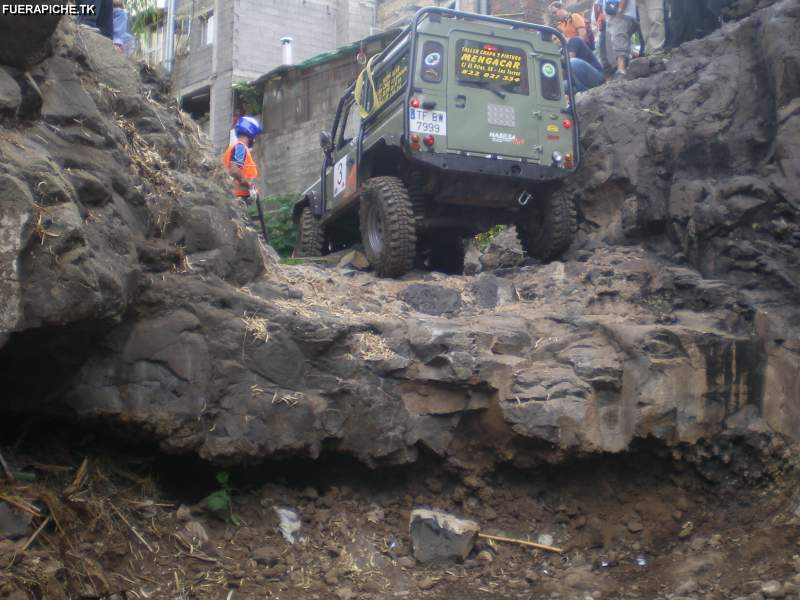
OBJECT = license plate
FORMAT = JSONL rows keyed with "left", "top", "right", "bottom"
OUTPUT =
{"left": 409, "top": 108, "right": 447, "bottom": 135}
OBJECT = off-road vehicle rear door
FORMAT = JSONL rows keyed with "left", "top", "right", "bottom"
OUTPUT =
{"left": 445, "top": 35, "right": 563, "bottom": 161}
{"left": 445, "top": 35, "right": 540, "bottom": 160}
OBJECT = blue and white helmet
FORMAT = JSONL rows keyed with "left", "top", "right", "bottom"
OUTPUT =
{"left": 234, "top": 116, "right": 263, "bottom": 140}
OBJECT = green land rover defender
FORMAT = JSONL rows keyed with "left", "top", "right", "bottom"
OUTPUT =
{"left": 293, "top": 7, "right": 580, "bottom": 276}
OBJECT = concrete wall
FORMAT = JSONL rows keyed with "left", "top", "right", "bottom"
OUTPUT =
{"left": 255, "top": 59, "right": 362, "bottom": 195}
{"left": 254, "top": 36, "right": 394, "bottom": 195}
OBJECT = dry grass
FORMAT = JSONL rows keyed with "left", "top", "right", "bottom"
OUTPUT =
{"left": 115, "top": 116, "right": 182, "bottom": 236}
{"left": 241, "top": 312, "right": 270, "bottom": 343}
{"left": 350, "top": 333, "right": 395, "bottom": 361}
{"left": 31, "top": 204, "right": 62, "bottom": 245}
{"left": 0, "top": 457, "right": 181, "bottom": 598}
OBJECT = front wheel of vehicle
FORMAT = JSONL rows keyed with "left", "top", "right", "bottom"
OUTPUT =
{"left": 359, "top": 176, "right": 417, "bottom": 277}
{"left": 516, "top": 188, "right": 576, "bottom": 261}
{"left": 294, "top": 206, "right": 324, "bottom": 257}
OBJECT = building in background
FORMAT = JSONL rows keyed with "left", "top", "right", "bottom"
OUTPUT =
{"left": 252, "top": 29, "right": 398, "bottom": 195}
{"left": 137, "top": 0, "right": 379, "bottom": 152}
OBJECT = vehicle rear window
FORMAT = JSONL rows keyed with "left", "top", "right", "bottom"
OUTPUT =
{"left": 456, "top": 39, "right": 529, "bottom": 95}
{"left": 420, "top": 40, "right": 444, "bottom": 83}
{"left": 539, "top": 59, "right": 561, "bottom": 101}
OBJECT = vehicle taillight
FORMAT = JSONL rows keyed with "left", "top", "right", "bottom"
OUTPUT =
{"left": 563, "top": 118, "right": 573, "bottom": 129}
{"left": 483, "top": 44, "right": 497, "bottom": 52}
{"left": 423, "top": 134, "right": 435, "bottom": 147}
{"left": 410, "top": 98, "right": 421, "bottom": 108}
{"left": 564, "top": 153, "right": 573, "bottom": 168}
{"left": 410, "top": 134, "right": 421, "bottom": 151}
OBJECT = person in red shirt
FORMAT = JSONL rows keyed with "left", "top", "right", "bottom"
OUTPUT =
{"left": 548, "top": 2, "right": 591, "bottom": 47}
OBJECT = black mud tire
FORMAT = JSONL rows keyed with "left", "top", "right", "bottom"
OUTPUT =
{"left": 294, "top": 206, "right": 324, "bottom": 257}
{"left": 359, "top": 176, "right": 417, "bottom": 277}
{"left": 427, "top": 235, "right": 466, "bottom": 275}
{"left": 517, "top": 189, "right": 576, "bottom": 261}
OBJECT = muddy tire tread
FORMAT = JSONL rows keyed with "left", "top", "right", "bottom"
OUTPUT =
{"left": 295, "top": 206, "right": 324, "bottom": 257}
{"left": 359, "top": 176, "right": 417, "bottom": 277}
{"left": 517, "top": 188, "right": 576, "bottom": 260}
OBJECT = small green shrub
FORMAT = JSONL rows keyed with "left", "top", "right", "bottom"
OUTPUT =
{"left": 247, "top": 193, "right": 297, "bottom": 257}
{"left": 474, "top": 225, "right": 506, "bottom": 252}
{"left": 205, "top": 471, "right": 240, "bottom": 525}
{"left": 232, "top": 82, "right": 264, "bottom": 116}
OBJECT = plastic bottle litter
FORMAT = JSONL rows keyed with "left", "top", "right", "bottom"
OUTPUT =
{"left": 274, "top": 506, "right": 302, "bottom": 544}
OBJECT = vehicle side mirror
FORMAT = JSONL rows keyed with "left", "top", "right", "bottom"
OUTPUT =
{"left": 319, "top": 130, "right": 332, "bottom": 149}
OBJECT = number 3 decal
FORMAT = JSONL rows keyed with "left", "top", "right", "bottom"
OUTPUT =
{"left": 333, "top": 156, "right": 347, "bottom": 197}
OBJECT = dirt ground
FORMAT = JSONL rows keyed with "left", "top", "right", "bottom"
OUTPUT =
{"left": 1, "top": 424, "right": 799, "bottom": 600}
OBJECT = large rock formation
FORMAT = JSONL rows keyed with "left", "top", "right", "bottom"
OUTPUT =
{"left": 0, "top": 2, "right": 798, "bottom": 471}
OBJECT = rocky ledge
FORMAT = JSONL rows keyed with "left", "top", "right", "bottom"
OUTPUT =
{"left": 0, "top": 2, "right": 798, "bottom": 471}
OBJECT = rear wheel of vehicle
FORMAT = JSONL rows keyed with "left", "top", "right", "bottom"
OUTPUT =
{"left": 427, "top": 234, "right": 466, "bottom": 275}
{"left": 517, "top": 188, "right": 576, "bottom": 261}
{"left": 294, "top": 206, "right": 324, "bottom": 257}
{"left": 359, "top": 176, "right": 417, "bottom": 277}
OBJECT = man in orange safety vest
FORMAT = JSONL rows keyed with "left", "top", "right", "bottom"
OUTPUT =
{"left": 222, "top": 116, "right": 268, "bottom": 239}
{"left": 223, "top": 115, "right": 262, "bottom": 201}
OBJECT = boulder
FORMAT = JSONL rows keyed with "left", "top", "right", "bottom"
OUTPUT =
{"left": 0, "top": 69, "right": 21, "bottom": 116}
{"left": 409, "top": 509, "right": 479, "bottom": 564}
{"left": 463, "top": 240, "right": 482, "bottom": 275}
{"left": 469, "top": 274, "right": 519, "bottom": 308}
{"left": 626, "top": 57, "right": 651, "bottom": 79}
{"left": 40, "top": 57, "right": 101, "bottom": 128}
{"left": 0, "top": 503, "right": 32, "bottom": 539}
{"left": 478, "top": 226, "right": 525, "bottom": 271}
{"left": 337, "top": 249, "right": 370, "bottom": 270}
{"left": 399, "top": 284, "right": 462, "bottom": 315}
{"left": 0, "top": 1, "right": 62, "bottom": 69}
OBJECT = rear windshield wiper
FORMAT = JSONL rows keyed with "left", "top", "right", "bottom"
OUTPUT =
{"left": 473, "top": 80, "right": 507, "bottom": 99}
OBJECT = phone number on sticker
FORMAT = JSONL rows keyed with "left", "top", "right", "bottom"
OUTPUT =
{"left": 409, "top": 108, "right": 447, "bottom": 136}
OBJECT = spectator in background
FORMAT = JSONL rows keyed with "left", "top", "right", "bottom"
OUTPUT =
{"left": 77, "top": 0, "right": 114, "bottom": 40}
{"left": 667, "top": 0, "right": 726, "bottom": 47}
{"left": 602, "top": 0, "right": 638, "bottom": 78}
{"left": 566, "top": 37, "right": 605, "bottom": 92}
{"left": 112, "top": 0, "right": 135, "bottom": 54}
{"left": 638, "top": 0, "right": 666, "bottom": 53}
{"left": 592, "top": 0, "right": 613, "bottom": 74}
{"left": 548, "top": 2, "right": 592, "bottom": 48}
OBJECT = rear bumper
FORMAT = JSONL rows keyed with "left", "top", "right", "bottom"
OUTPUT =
{"left": 409, "top": 151, "right": 574, "bottom": 182}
